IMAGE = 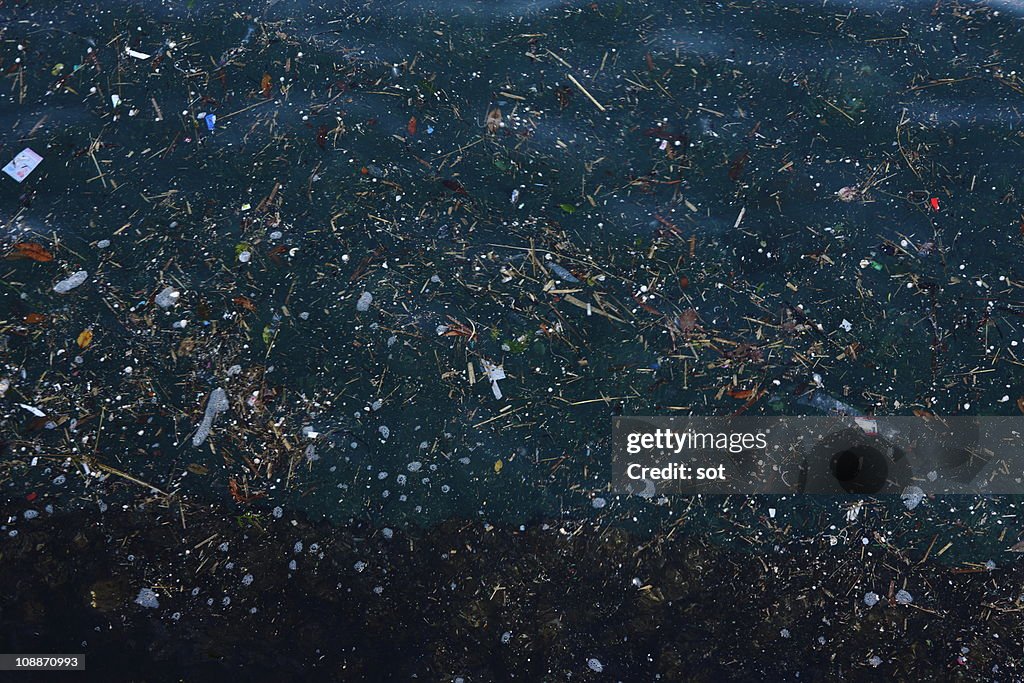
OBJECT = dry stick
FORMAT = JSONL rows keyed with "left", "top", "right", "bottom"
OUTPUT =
{"left": 566, "top": 73, "right": 606, "bottom": 112}
{"left": 220, "top": 98, "right": 274, "bottom": 121}
{"left": 94, "top": 462, "right": 171, "bottom": 497}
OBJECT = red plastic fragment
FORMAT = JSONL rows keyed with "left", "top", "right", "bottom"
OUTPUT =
{"left": 929, "top": 197, "right": 940, "bottom": 211}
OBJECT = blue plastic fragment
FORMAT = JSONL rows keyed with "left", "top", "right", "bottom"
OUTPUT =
{"left": 205, "top": 114, "right": 216, "bottom": 131}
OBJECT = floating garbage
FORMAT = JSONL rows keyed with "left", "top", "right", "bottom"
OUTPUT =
{"left": 155, "top": 286, "right": 180, "bottom": 309}
{"left": 2, "top": 147, "right": 43, "bottom": 183}
{"left": 901, "top": 486, "right": 925, "bottom": 511}
{"left": 192, "top": 388, "right": 229, "bottom": 446}
{"left": 134, "top": 588, "right": 160, "bottom": 609}
{"left": 547, "top": 261, "right": 580, "bottom": 284}
{"left": 356, "top": 292, "right": 373, "bottom": 312}
{"left": 53, "top": 271, "right": 88, "bottom": 294}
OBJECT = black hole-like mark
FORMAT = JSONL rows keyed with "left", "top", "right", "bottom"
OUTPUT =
{"left": 830, "top": 445, "right": 888, "bottom": 494}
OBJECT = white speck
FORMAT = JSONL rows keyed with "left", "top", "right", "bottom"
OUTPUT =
{"left": 587, "top": 658, "right": 604, "bottom": 673}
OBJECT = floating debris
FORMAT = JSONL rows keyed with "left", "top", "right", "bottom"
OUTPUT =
{"left": 192, "top": 388, "right": 229, "bottom": 446}
{"left": 52, "top": 271, "right": 88, "bottom": 294}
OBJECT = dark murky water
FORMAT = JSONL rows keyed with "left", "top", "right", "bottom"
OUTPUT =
{"left": 2, "top": 1, "right": 1024, "bottom": 677}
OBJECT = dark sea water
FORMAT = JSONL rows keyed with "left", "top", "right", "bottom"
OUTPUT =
{"left": 3, "top": 3, "right": 1024, "bottom": 677}
{"left": 4, "top": 0, "right": 1024, "bottom": 532}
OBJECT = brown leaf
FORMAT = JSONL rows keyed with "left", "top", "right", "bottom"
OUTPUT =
{"left": 23, "top": 313, "right": 47, "bottom": 324}
{"left": 76, "top": 329, "right": 93, "bottom": 348}
{"left": 1017, "top": 397, "right": 1024, "bottom": 415}
{"left": 260, "top": 72, "right": 272, "bottom": 98}
{"left": 727, "top": 388, "right": 755, "bottom": 400}
{"left": 728, "top": 151, "right": 748, "bottom": 182}
{"left": 407, "top": 116, "right": 417, "bottom": 137}
{"left": 678, "top": 308, "right": 699, "bottom": 333}
{"left": 485, "top": 107, "right": 502, "bottom": 134}
{"left": 233, "top": 295, "right": 256, "bottom": 312}
{"left": 1009, "top": 539, "right": 1024, "bottom": 553}
{"left": 9, "top": 242, "right": 53, "bottom": 262}
{"left": 229, "top": 477, "right": 266, "bottom": 504}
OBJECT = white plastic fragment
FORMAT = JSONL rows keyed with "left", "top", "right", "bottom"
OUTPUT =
{"left": 155, "top": 286, "right": 180, "bottom": 308}
{"left": 19, "top": 404, "right": 46, "bottom": 417}
{"left": 480, "top": 359, "right": 506, "bottom": 400}
{"left": 134, "top": 588, "right": 160, "bottom": 609}
{"left": 53, "top": 271, "right": 88, "bottom": 293}
{"left": 863, "top": 591, "right": 879, "bottom": 607}
{"left": 895, "top": 589, "right": 913, "bottom": 605}
{"left": 126, "top": 47, "right": 151, "bottom": 59}
{"left": 901, "top": 486, "right": 925, "bottom": 511}
{"left": 548, "top": 261, "right": 580, "bottom": 283}
{"left": 356, "top": 291, "right": 373, "bottom": 311}
{"left": 587, "top": 658, "right": 604, "bottom": 673}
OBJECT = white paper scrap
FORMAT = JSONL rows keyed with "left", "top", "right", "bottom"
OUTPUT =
{"left": 3, "top": 148, "right": 43, "bottom": 183}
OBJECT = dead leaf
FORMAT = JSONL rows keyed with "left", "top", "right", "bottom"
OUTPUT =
{"left": 1009, "top": 539, "right": 1024, "bottom": 552}
{"left": 727, "top": 388, "right": 755, "bottom": 400}
{"left": 229, "top": 477, "right": 266, "bottom": 504}
{"left": 76, "top": 329, "right": 93, "bottom": 348}
{"left": 677, "top": 309, "right": 699, "bottom": 334}
{"left": 485, "top": 107, "right": 502, "bottom": 134}
{"left": 177, "top": 337, "right": 196, "bottom": 356}
{"left": 728, "top": 150, "right": 748, "bottom": 182}
{"left": 494, "top": 459, "right": 503, "bottom": 474}
{"left": 186, "top": 463, "right": 209, "bottom": 475}
{"left": 260, "top": 72, "right": 272, "bottom": 98}
{"left": 9, "top": 242, "right": 53, "bottom": 262}
{"left": 1017, "top": 397, "right": 1024, "bottom": 415}
{"left": 23, "top": 313, "right": 47, "bottom": 324}
{"left": 407, "top": 116, "right": 417, "bottom": 137}
{"left": 233, "top": 295, "right": 257, "bottom": 313}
